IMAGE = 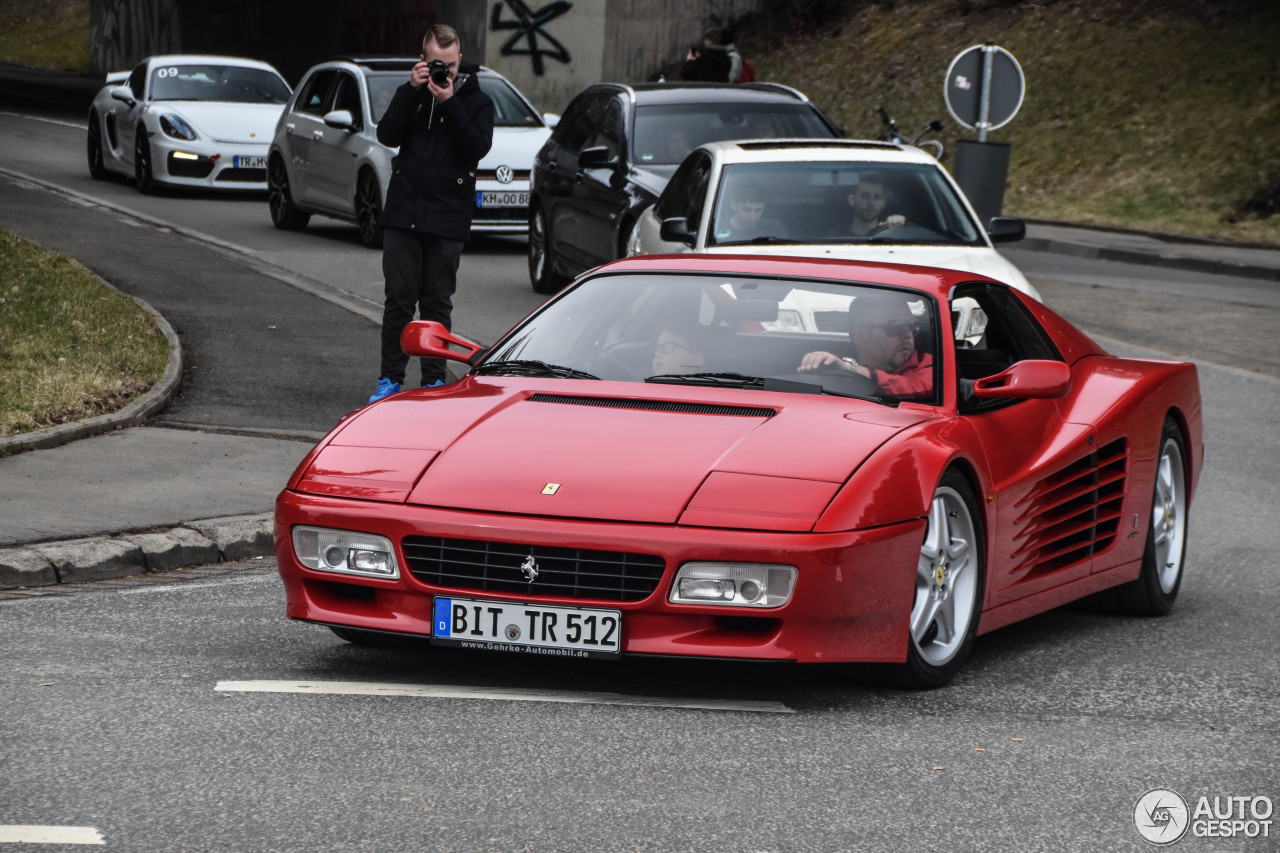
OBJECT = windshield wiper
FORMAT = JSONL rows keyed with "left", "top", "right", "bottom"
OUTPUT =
{"left": 646, "top": 372, "right": 892, "bottom": 403}
{"left": 474, "top": 360, "right": 599, "bottom": 380}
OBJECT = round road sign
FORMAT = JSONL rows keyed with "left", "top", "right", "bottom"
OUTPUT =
{"left": 944, "top": 44, "right": 1025, "bottom": 132}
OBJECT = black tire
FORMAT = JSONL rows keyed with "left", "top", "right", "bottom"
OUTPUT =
{"left": 134, "top": 126, "right": 156, "bottom": 194}
{"left": 1094, "top": 418, "right": 1188, "bottom": 616}
{"left": 529, "top": 204, "right": 567, "bottom": 295}
{"left": 355, "top": 169, "right": 383, "bottom": 249}
{"left": 875, "top": 469, "right": 985, "bottom": 689}
{"left": 267, "top": 154, "right": 311, "bottom": 230}
{"left": 328, "top": 626, "right": 421, "bottom": 647}
{"left": 87, "top": 111, "right": 104, "bottom": 180}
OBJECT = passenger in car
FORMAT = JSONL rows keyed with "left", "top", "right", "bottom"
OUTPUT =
{"left": 713, "top": 180, "right": 788, "bottom": 244}
{"left": 652, "top": 324, "right": 707, "bottom": 375}
{"left": 797, "top": 290, "right": 933, "bottom": 399}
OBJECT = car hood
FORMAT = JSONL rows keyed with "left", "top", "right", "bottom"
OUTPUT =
{"left": 295, "top": 379, "right": 936, "bottom": 528}
{"left": 703, "top": 243, "right": 1039, "bottom": 299}
{"left": 481, "top": 126, "right": 551, "bottom": 169}
{"left": 153, "top": 101, "right": 284, "bottom": 144}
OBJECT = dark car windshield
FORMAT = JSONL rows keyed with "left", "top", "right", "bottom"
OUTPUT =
{"left": 149, "top": 64, "right": 289, "bottom": 104}
{"left": 481, "top": 272, "right": 939, "bottom": 405}
{"left": 708, "top": 161, "right": 985, "bottom": 247}
{"left": 633, "top": 103, "right": 835, "bottom": 166}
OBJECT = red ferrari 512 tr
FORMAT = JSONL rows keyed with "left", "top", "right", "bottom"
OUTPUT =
{"left": 275, "top": 255, "right": 1203, "bottom": 687}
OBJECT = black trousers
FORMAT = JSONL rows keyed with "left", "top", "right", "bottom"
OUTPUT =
{"left": 379, "top": 227, "right": 464, "bottom": 386}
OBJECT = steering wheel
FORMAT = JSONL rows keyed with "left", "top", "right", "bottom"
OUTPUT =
{"left": 594, "top": 340, "right": 647, "bottom": 380}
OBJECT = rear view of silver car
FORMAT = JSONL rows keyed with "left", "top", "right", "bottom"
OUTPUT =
{"left": 267, "top": 58, "right": 552, "bottom": 248}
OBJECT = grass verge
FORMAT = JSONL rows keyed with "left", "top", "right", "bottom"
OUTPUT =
{"left": 0, "top": 0, "right": 89, "bottom": 73}
{"left": 738, "top": 0, "right": 1280, "bottom": 243}
{"left": 0, "top": 231, "right": 168, "bottom": 438}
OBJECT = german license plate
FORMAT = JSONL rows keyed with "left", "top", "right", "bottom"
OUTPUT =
{"left": 432, "top": 596, "right": 621, "bottom": 659}
{"left": 233, "top": 155, "right": 267, "bottom": 169}
{"left": 476, "top": 190, "right": 529, "bottom": 208}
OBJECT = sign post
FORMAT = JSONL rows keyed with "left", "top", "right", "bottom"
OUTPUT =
{"left": 945, "top": 43, "right": 1025, "bottom": 226}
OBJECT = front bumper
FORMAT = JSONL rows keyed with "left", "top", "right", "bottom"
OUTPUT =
{"left": 472, "top": 179, "right": 530, "bottom": 234}
{"left": 151, "top": 135, "right": 271, "bottom": 189}
{"left": 275, "top": 490, "right": 924, "bottom": 664}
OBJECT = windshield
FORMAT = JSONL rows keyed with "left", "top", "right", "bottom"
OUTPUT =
{"left": 149, "top": 64, "right": 289, "bottom": 104}
{"left": 482, "top": 272, "right": 939, "bottom": 404}
{"left": 708, "top": 161, "right": 985, "bottom": 247}
{"left": 476, "top": 75, "right": 543, "bottom": 127}
{"left": 633, "top": 103, "right": 834, "bottom": 167}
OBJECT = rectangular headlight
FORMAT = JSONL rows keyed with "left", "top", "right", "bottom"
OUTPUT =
{"left": 669, "top": 562, "right": 796, "bottom": 608}
{"left": 291, "top": 526, "right": 399, "bottom": 579}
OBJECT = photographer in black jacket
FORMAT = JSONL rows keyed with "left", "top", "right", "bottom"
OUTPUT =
{"left": 369, "top": 23, "right": 494, "bottom": 402}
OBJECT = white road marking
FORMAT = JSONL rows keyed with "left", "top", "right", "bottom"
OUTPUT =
{"left": 215, "top": 679, "right": 794, "bottom": 714}
{"left": 116, "top": 575, "right": 275, "bottom": 595}
{"left": 0, "top": 111, "right": 83, "bottom": 130}
{"left": 0, "top": 825, "right": 105, "bottom": 844}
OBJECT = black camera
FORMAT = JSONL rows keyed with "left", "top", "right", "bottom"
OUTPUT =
{"left": 426, "top": 59, "right": 451, "bottom": 88}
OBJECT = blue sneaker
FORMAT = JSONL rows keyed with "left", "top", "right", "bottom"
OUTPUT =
{"left": 426, "top": 379, "right": 445, "bottom": 387}
{"left": 368, "top": 377, "right": 400, "bottom": 403}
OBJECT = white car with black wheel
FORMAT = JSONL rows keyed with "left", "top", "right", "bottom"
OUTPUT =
{"left": 267, "top": 58, "right": 554, "bottom": 248}
{"left": 629, "top": 139, "right": 1041, "bottom": 340}
{"left": 86, "top": 54, "right": 291, "bottom": 193}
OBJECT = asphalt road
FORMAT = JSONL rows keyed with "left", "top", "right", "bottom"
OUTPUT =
{"left": 1, "top": 105, "right": 1277, "bottom": 852}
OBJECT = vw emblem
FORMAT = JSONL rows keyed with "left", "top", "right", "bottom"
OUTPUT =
{"left": 495, "top": 165, "right": 514, "bottom": 184}
{"left": 520, "top": 555, "right": 539, "bottom": 583}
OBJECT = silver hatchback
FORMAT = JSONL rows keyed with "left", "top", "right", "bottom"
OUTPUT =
{"left": 267, "top": 57, "right": 554, "bottom": 247}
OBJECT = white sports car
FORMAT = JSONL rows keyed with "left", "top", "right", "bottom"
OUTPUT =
{"left": 628, "top": 140, "right": 1041, "bottom": 340}
{"left": 86, "top": 54, "right": 291, "bottom": 193}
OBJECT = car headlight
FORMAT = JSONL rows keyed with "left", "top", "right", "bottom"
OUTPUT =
{"left": 291, "top": 526, "right": 398, "bottom": 579}
{"left": 669, "top": 562, "right": 796, "bottom": 608}
{"left": 159, "top": 114, "right": 197, "bottom": 140}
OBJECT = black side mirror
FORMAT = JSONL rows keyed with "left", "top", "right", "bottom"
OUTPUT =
{"left": 578, "top": 146, "right": 617, "bottom": 169}
{"left": 659, "top": 217, "right": 696, "bottom": 247}
{"left": 987, "top": 217, "right": 1026, "bottom": 244}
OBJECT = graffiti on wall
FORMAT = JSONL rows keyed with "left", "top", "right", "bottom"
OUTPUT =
{"left": 93, "top": 0, "right": 181, "bottom": 72}
{"left": 490, "top": 0, "right": 573, "bottom": 76}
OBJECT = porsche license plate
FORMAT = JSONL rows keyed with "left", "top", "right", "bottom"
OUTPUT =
{"left": 432, "top": 596, "right": 621, "bottom": 659}
{"left": 476, "top": 190, "right": 528, "bottom": 208}
{"left": 233, "top": 155, "right": 267, "bottom": 169}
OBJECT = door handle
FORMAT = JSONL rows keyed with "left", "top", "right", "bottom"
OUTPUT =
{"left": 285, "top": 123, "right": 295, "bottom": 134}
{"left": 312, "top": 130, "right": 324, "bottom": 140}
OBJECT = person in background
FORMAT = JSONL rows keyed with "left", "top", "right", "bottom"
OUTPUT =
{"left": 844, "top": 172, "right": 907, "bottom": 237}
{"left": 368, "top": 23, "right": 494, "bottom": 403}
{"left": 652, "top": 325, "right": 707, "bottom": 375}
{"left": 721, "top": 28, "right": 744, "bottom": 84}
{"left": 713, "top": 179, "right": 788, "bottom": 244}
{"left": 682, "top": 28, "right": 732, "bottom": 82}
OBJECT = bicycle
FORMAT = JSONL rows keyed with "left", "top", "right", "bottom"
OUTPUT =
{"left": 875, "top": 105, "right": 945, "bottom": 160}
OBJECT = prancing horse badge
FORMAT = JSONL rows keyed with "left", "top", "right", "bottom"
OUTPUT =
{"left": 541, "top": 483, "right": 560, "bottom": 495}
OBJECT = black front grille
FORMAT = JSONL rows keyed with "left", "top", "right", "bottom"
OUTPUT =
{"left": 167, "top": 154, "right": 214, "bottom": 178}
{"left": 472, "top": 206, "right": 526, "bottom": 221}
{"left": 215, "top": 167, "right": 266, "bottom": 182}
{"left": 403, "top": 537, "right": 666, "bottom": 602}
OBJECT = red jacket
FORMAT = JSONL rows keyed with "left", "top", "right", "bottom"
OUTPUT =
{"left": 870, "top": 351, "right": 933, "bottom": 399}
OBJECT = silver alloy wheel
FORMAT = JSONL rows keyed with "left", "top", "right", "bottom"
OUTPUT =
{"left": 1151, "top": 435, "right": 1187, "bottom": 594}
{"left": 912, "top": 485, "right": 980, "bottom": 667}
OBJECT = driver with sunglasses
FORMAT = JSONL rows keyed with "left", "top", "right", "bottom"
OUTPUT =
{"left": 797, "top": 291, "right": 933, "bottom": 399}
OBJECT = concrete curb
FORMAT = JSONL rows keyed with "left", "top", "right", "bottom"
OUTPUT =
{"left": 0, "top": 271, "right": 184, "bottom": 456}
{"left": 0, "top": 512, "right": 274, "bottom": 589}
{"left": 1018, "top": 235, "right": 1280, "bottom": 283}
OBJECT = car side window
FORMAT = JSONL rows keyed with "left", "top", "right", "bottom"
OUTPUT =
{"left": 954, "top": 283, "right": 1062, "bottom": 412}
{"left": 589, "top": 98, "right": 624, "bottom": 158}
{"left": 551, "top": 96, "right": 597, "bottom": 153}
{"left": 329, "top": 72, "right": 363, "bottom": 127}
{"left": 128, "top": 64, "right": 146, "bottom": 99}
{"left": 297, "top": 69, "right": 338, "bottom": 117}
{"left": 655, "top": 153, "right": 710, "bottom": 221}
